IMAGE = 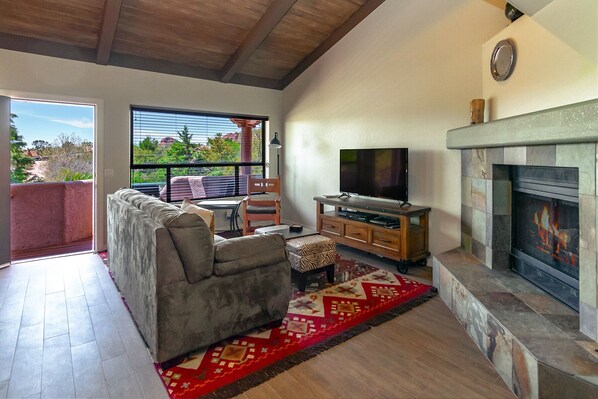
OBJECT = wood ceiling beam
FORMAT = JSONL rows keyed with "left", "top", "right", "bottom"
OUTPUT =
{"left": 0, "top": 32, "right": 282, "bottom": 90}
{"left": 229, "top": 73, "right": 284, "bottom": 90}
{"left": 220, "top": 0, "right": 297, "bottom": 83}
{"left": 281, "top": 0, "right": 385, "bottom": 89}
{"left": 109, "top": 53, "right": 283, "bottom": 90}
{"left": 96, "top": 0, "right": 123, "bottom": 65}
{"left": 0, "top": 32, "right": 96, "bottom": 63}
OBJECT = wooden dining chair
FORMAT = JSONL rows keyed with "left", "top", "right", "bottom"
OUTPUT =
{"left": 241, "top": 176, "right": 281, "bottom": 235}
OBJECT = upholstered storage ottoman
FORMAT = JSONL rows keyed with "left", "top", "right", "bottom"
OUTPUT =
{"left": 286, "top": 234, "right": 336, "bottom": 291}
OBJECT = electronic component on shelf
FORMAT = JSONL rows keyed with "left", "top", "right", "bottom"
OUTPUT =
{"left": 369, "top": 216, "right": 400, "bottom": 228}
{"left": 337, "top": 209, "right": 376, "bottom": 222}
{"left": 347, "top": 212, "right": 375, "bottom": 222}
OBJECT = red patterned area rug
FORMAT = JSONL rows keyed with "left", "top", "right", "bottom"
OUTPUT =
{"left": 156, "top": 255, "right": 435, "bottom": 399}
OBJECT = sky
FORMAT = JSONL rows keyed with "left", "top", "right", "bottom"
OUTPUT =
{"left": 11, "top": 99, "right": 94, "bottom": 147}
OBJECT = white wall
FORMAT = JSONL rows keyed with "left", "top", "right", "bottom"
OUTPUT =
{"left": 482, "top": 0, "right": 598, "bottom": 119}
{"left": 281, "top": 0, "right": 506, "bottom": 255}
{"left": 0, "top": 50, "right": 283, "bottom": 251}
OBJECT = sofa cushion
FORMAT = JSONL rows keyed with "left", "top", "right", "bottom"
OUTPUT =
{"left": 213, "top": 234, "right": 288, "bottom": 276}
{"left": 113, "top": 187, "right": 144, "bottom": 202}
{"left": 168, "top": 225, "right": 214, "bottom": 282}
{"left": 114, "top": 189, "right": 197, "bottom": 228}
{"left": 181, "top": 197, "right": 215, "bottom": 235}
{"left": 137, "top": 197, "right": 198, "bottom": 228}
{"left": 114, "top": 188, "right": 214, "bottom": 283}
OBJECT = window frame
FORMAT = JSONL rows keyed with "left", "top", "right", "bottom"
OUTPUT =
{"left": 129, "top": 105, "right": 268, "bottom": 202}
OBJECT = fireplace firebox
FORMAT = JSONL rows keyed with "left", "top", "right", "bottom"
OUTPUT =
{"left": 510, "top": 166, "right": 579, "bottom": 310}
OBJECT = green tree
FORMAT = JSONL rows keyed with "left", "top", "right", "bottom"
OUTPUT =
{"left": 43, "top": 133, "right": 93, "bottom": 182}
{"left": 10, "top": 114, "right": 34, "bottom": 183}
{"left": 177, "top": 125, "right": 195, "bottom": 161}
{"left": 133, "top": 145, "right": 162, "bottom": 164}
{"left": 81, "top": 140, "right": 93, "bottom": 152}
{"left": 162, "top": 126, "right": 198, "bottom": 164}
{"left": 198, "top": 134, "right": 239, "bottom": 175}
{"left": 201, "top": 134, "right": 239, "bottom": 162}
{"left": 139, "top": 136, "right": 158, "bottom": 152}
{"left": 164, "top": 141, "right": 188, "bottom": 163}
{"left": 133, "top": 136, "right": 165, "bottom": 165}
{"left": 31, "top": 139, "right": 51, "bottom": 155}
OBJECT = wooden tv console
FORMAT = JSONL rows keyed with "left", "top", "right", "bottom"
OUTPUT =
{"left": 314, "top": 196, "right": 431, "bottom": 273}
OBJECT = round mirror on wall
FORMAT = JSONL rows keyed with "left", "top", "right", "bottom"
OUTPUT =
{"left": 490, "top": 39, "right": 516, "bottom": 81}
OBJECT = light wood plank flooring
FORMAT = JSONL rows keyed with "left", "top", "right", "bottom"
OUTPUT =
{"left": 0, "top": 248, "right": 515, "bottom": 399}
{"left": 238, "top": 247, "right": 516, "bottom": 399}
{"left": 0, "top": 253, "right": 168, "bottom": 399}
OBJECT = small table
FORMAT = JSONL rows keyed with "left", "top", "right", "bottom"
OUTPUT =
{"left": 255, "top": 225, "right": 336, "bottom": 291}
{"left": 254, "top": 224, "right": 318, "bottom": 240}
{"left": 196, "top": 199, "right": 242, "bottom": 235}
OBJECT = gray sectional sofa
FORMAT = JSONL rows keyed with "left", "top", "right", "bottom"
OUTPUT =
{"left": 107, "top": 188, "right": 291, "bottom": 364}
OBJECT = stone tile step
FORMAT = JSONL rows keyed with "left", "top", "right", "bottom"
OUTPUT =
{"left": 433, "top": 248, "right": 598, "bottom": 399}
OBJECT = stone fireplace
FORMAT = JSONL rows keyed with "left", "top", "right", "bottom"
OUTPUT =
{"left": 510, "top": 165, "right": 579, "bottom": 311}
{"left": 433, "top": 98, "right": 598, "bottom": 398}
{"left": 455, "top": 101, "right": 598, "bottom": 338}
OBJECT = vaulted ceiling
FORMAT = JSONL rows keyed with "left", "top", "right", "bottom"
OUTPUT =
{"left": 0, "top": 0, "right": 385, "bottom": 90}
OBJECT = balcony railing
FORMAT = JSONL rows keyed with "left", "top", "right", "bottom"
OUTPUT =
{"left": 10, "top": 181, "right": 93, "bottom": 260}
{"left": 130, "top": 163, "right": 264, "bottom": 203}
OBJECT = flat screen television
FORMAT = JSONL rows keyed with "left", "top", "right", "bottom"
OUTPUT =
{"left": 340, "top": 148, "right": 408, "bottom": 202}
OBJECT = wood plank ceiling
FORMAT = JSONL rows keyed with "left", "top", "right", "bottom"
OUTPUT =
{"left": 0, "top": 0, "right": 385, "bottom": 90}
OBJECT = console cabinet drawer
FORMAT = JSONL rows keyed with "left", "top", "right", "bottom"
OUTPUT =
{"left": 372, "top": 230, "right": 400, "bottom": 251}
{"left": 345, "top": 224, "right": 367, "bottom": 243}
{"left": 320, "top": 218, "right": 341, "bottom": 235}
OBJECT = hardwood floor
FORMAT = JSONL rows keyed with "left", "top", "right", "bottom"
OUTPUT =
{"left": 0, "top": 253, "right": 168, "bottom": 399}
{"left": 236, "top": 297, "right": 514, "bottom": 398}
{"left": 0, "top": 247, "right": 515, "bottom": 399}
{"left": 238, "top": 246, "right": 516, "bottom": 399}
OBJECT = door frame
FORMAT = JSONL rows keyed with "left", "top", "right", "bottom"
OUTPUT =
{"left": 0, "top": 90, "right": 104, "bottom": 257}
{"left": 0, "top": 96, "right": 10, "bottom": 268}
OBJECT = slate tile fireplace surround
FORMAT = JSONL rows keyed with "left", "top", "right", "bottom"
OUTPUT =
{"left": 434, "top": 98, "right": 598, "bottom": 398}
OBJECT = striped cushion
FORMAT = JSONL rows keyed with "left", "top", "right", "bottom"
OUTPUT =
{"left": 286, "top": 235, "right": 336, "bottom": 256}
{"left": 289, "top": 250, "right": 336, "bottom": 272}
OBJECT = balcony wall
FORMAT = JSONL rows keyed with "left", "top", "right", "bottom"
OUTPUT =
{"left": 10, "top": 181, "right": 92, "bottom": 251}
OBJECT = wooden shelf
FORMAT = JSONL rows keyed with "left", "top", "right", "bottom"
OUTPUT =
{"left": 315, "top": 196, "right": 430, "bottom": 269}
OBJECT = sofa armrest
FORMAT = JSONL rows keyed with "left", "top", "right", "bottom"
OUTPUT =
{"left": 213, "top": 234, "right": 288, "bottom": 276}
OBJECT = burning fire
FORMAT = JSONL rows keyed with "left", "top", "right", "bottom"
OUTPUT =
{"left": 533, "top": 205, "right": 573, "bottom": 265}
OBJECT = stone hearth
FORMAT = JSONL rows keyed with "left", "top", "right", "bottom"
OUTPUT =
{"left": 434, "top": 249, "right": 598, "bottom": 398}
{"left": 434, "top": 98, "right": 598, "bottom": 398}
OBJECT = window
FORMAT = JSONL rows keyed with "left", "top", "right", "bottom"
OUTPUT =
{"left": 130, "top": 107, "right": 267, "bottom": 202}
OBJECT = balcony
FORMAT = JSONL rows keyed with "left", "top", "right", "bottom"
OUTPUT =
{"left": 10, "top": 181, "right": 93, "bottom": 261}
